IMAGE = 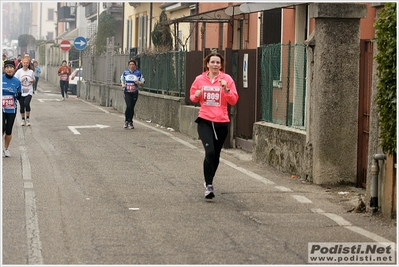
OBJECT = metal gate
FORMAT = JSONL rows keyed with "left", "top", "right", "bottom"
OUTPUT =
{"left": 259, "top": 43, "right": 307, "bottom": 128}
{"left": 234, "top": 49, "right": 258, "bottom": 140}
{"left": 357, "top": 40, "right": 373, "bottom": 188}
{"left": 184, "top": 51, "right": 205, "bottom": 104}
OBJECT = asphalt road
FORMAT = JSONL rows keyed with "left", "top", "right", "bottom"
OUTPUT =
{"left": 2, "top": 80, "right": 397, "bottom": 265}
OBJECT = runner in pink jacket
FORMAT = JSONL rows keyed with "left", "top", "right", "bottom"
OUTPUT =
{"left": 190, "top": 52, "right": 239, "bottom": 199}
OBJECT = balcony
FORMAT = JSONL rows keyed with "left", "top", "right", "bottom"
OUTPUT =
{"left": 103, "top": 3, "right": 123, "bottom": 21}
{"left": 58, "top": 6, "right": 75, "bottom": 22}
{"left": 160, "top": 2, "right": 191, "bottom": 12}
{"left": 85, "top": 3, "right": 98, "bottom": 20}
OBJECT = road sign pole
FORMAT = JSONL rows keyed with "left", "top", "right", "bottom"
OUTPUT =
{"left": 78, "top": 50, "right": 82, "bottom": 94}
{"left": 73, "top": 36, "right": 87, "bottom": 96}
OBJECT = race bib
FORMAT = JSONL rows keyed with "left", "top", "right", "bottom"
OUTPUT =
{"left": 126, "top": 83, "right": 137, "bottom": 92}
{"left": 202, "top": 86, "right": 221, "bottom": 106}
{"left": 61, "top": 74, "right": 68, "bottom": 81}
{"left": 2, "top": 95, "right": 15, "bottom": 110}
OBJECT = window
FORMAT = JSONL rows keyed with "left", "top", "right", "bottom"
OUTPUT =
{"left": 48, "top": 8, "right": 54, "bottom": 21}
{"left": 262, "top": 9, "right": 282, "bottom": 45}
{"left": 47, "top": 32, "right": 53, "bottom": 41}
{"left": 138, "top": 15, "right": 148, "bottom": 53}
{"left": 178, "top": 30, "right": 183, "bottom": 51}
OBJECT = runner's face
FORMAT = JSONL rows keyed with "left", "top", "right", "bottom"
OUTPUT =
{"left": 4, "top": 65, "right": 15, "bottom": 75}
{"left": 207, "top": 56, "right": 221, "bottom": 74}
{"left": 129, "top": 62, "right": 136, "bottom": 71}
{"left": 22, "top": 61, "right": 29, "bottom": 69}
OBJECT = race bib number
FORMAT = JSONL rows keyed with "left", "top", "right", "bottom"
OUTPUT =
{"left": 2, "top": 95, "right": 15, "bottom": 110}
{"left": 126, "top": 83, "right": 137, "bottom": 92}
{"left": 203, "top": 86, "right": 221, "bottom": 106}
{"left": 61, "top": 74, "right": 68, "bottom": 81}
{"left": 22, "top": 87, "right": 30, "bottom": 94}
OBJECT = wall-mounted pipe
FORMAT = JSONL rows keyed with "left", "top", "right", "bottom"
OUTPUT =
{"left": 370, "top": 153, "right": 386, "bottom": 213}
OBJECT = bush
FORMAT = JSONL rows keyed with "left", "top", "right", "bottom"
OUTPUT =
{"left": 374, "top": 2, "right": 397, "bottom": 155}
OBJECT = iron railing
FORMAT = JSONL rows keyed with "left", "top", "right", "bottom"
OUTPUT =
{"left": 81, "top": 43, "right": 307, "bottom": 129}
{"left": 259, "top": 43, "right": 307, "bottom": 129}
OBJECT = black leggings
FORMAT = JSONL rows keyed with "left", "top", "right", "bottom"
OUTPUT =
{"left": 60, "top": 80, "right": 69, "bottom": 97}
{"left": 19, "top": 95, "right": 32, "bottom": 114}
{"left": 124, "top": 91, "right": 138, "bottom": 122}
{"left": 3, "top": 112, "right": 16, "bottom": 135}
{"left": 197, "top": 118, "right": 229, "bottom": 185}
{"left": 33, "top": 77, "right": 39, "bottom": 91}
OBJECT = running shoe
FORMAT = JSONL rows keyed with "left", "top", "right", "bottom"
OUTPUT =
{"left": 4, "top": 149, "right": 11, "bottom": 157}
{"left": 26, "top": 118, "right": 30, "bottom": 126}
{"left": 128, "top": 122, "right": 134, "bottom": 129}
{"left": 61, "top": 97, "right": 65, "bottom": 101}
{"left": 205, "top": 184, "right": 215, "bottom": 199}
{"left": 65, "top": 93, "right": 68, "bottom": 98}
{"left": 124, "top": 121, "right": 128, "bottom": 128}
{"left": 21, "top": 120, "right": 25, "bottom": 126}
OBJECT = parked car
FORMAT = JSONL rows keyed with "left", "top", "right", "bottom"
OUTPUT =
{"left": 68, "top": 68, "right": 83, "bottom": 95}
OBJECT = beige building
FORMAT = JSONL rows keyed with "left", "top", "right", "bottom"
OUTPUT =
{"left": 31, "top": 2, "right": 57, "bottom": 41}
{"left": 123, "top": 3, "right": 196, "bottom": 53}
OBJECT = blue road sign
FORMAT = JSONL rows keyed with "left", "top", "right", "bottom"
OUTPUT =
{"left": 74, "top": 36, "right": 87, "bottom": 51}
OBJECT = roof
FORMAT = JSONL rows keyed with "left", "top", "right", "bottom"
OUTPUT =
{"left": 161, "top": 5, "right": 244, "bottom": 26}
{"left": 161, "top": 3, "right": 301, "bottom": 26}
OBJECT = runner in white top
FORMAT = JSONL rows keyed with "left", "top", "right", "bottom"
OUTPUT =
{"left": 14, "top": 57, "right": 35, "bottom": 126}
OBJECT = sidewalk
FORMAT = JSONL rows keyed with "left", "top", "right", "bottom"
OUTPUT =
{"left": 36, "top": 78, "right": 58, "bottom": 93}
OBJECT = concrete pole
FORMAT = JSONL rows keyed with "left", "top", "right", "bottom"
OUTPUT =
{"left": 307, "top": 3, "right": 367, "bottom": 185}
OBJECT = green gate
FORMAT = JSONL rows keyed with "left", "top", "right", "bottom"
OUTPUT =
{"left": 260, "top": 43, "right": 307, "bottom": 129}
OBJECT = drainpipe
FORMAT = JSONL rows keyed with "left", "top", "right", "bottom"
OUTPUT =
{"left": 370, "top": 153, "right": 386, "bottom": 214}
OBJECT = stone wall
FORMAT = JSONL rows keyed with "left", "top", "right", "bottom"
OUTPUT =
{"left": 253, "top": 122, "right": 308, "bottom": 180}
{"left": 78, "top": 81, "right": 200, "bottom": 140}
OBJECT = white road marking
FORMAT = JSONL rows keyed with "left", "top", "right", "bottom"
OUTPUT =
{"left": 311, "top": 208, "right": 396, "bottom": 248}
{"left": 20, "top": 146, "right": 32, "bottom": 180}
{"left": 37, "top": 98, "right": 63, "bottom": 102}
{"left": 25, "top": 191, "right": 44, "bottom": 264}
{"left": 323, "top": 212, "right": 352, "bottom": 226}
{"left": 24, "top": 182, "right": 33, "bottom": 188}
{"left": 292, "top": 195, "right": 313, "bottom": 203}
{"left": 68, "top": 124, "right": 110, "bottom": 135}
{"left": 81, "top": 99, "right": 110, "bottom": 113}
{"left": 17, "top": 124, "right": 44, "bottom": 264}
{"left": 345, "top": 226, "right": 396, "bottom": 250}
{"left": 275, "top": 186, "right": 293, "bottom": 192}
{"left": 220, "top": 158, "right": 275, "bottom": 185}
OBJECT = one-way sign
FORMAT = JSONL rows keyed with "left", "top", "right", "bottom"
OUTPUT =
{"left": 74, "top": 36, "right": 87, "bottom": 51}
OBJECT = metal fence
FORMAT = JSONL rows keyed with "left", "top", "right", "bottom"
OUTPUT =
{"left": 259, "top": 43, "right": 307, "bottom": 129}
{"left": 82, "top": 38, "right": 186, "bottom": 97}
{"left": 81, "top": 41, "right": 307, "bottom": 130}
{"left": 81, "top": 50, "right": 130, "bottom": 86}
{"left": 139, "top": 51, "right": 186, "bottom": 96}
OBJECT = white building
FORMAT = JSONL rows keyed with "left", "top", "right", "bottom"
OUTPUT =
{"left": 31, "top": 2, "right": 57, "bottom": 41}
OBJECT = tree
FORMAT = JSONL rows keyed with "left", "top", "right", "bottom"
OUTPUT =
{"left": 94, "top": 11, "right": 115, "bottom": 55}
{"left": 18, "top": 34, "right": 36, "bottom": 48}
{"left": 374, "top": 2, "right": 397, "bottom": 155}
{"left": 151, "top": 11, "right": 173, "bottom": 51}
